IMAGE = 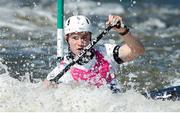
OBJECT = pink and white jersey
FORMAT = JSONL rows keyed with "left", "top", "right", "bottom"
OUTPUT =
{"left": 47, "top": 44, "right": 120, "bottom": 87}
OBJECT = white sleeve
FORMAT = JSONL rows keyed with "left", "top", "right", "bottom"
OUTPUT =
{"left": 104, "top": 43, "right": 120, "bottom": 73}
{"left": 104, "top": 43, "right": 117, "bottom": 58}
{"left": 95, "top": 43, "right": 118, "bottom": 64}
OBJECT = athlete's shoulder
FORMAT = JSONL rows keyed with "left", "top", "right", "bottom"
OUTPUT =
{"left": 94, "top": 43, "right": 117, "bottom": 55}
{"left": 93, "top": 44, "right": 106, "bottom": 55}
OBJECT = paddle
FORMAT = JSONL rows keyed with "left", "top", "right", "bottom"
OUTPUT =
{"left": 142, "top": 85, "right": 180, "bottom": 101}
{"left": 49, "top": 21, "right": 122, "bottom": 83}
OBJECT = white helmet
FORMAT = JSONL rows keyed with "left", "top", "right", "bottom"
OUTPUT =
{"left": 64, "top": 15, "right": 93, "bottom": 35}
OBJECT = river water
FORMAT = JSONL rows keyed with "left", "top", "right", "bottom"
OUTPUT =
{"left": 0, "top": 0, "right": 180, "bottom": 112}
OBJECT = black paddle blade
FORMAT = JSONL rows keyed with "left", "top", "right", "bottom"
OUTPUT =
{"left": 142, "top": 86, "right": 180, "bottom": 101}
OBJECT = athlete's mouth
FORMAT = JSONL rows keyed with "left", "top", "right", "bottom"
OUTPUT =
{"left": 77, "top": 48, "right": 83, "bottom": 51}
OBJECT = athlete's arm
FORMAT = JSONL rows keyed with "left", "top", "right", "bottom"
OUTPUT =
{"left": 107, "top": 15, "right": 145, "bottom": 62}
{"left": 43, "top": 79, "right": 58, "bottom": 88}
{"left": 118, "top": 32, "right": 145, "bottom": 62}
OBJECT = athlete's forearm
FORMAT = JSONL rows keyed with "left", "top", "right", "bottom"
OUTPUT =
{"left": 121, "top": 32, "right": 145, "bottom": 56}
{"left": 117, "top": 31, "right": 145, "bottom": 62}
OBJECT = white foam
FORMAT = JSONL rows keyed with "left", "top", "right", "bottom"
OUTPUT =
{"left": 0, "top": 7, "right": 56, "bottom": 32}
{"left": 170, "top": 78, "right": 180, "bottom": 86}
{"left": 65, "top": 1, "right": 124, "bottom": 16}
{"left": 159, "top": 7, "right": 180, "bottom": 15}
{"left": 1, "top": 72, "right": 180, "bottom": 112}
{"left": 136, "top": 18, "right": 166, "bottom": 31}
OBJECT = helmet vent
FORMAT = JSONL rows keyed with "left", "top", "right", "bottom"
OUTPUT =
{"left": 86, "top": 19, "right": 89, "bottom": 24}
{"left": 67, "top": 19, "right": 70, "bottom": 25}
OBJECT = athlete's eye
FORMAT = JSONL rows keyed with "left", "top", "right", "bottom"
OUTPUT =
{"left": 82, "top": 35, "right": 90, "bottom": 40}
{"left": 81, "top": 36, "right": 87, "bottom": 39}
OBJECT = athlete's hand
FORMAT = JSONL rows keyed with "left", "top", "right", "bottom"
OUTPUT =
{"left": 43, "top": 79, "right": 58, "bottom": 88}
{"left": 106, "top": 15, "right": 127, "bottom": 34}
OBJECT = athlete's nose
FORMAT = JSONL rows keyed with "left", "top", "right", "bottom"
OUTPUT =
{"left": 77, "top": 38, "right": 86, "bottom": 46}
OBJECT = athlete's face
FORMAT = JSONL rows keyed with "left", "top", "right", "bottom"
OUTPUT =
{"left": 66, "top": 32, "right": 91, "bottom": 55}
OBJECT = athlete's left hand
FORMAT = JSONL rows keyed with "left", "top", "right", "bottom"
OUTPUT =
{"left": 43, "top": 79, "right": 58, "bottom": 89}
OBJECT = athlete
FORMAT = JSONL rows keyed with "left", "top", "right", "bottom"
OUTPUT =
{"left": 43, "top": 15, "right": 145, "bottom": 92}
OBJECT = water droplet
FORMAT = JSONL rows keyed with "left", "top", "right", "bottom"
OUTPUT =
{"left": 133, "top": 1, "right": 136, "bottom": 4}
{"left": 97, "top": 2, "right": 101, "bottom": 6}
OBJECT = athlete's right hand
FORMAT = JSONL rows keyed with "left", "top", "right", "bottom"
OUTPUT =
{"left": 106, "top": 15, "right": 127, "bottom": 34}
{"left": 43, "top": 79, "right": 58, "bottom": 88}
